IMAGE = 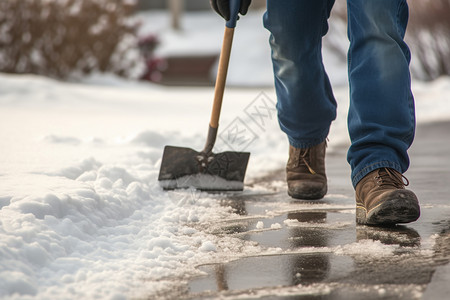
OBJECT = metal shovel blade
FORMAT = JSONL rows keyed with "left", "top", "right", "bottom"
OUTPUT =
{"left": 158, "top": 145, "right": 250, "bottom": 191}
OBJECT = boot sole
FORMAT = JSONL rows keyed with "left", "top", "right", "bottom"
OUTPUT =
{"left": 288, "top": 186, "right": 327, "bottom": 200}
{"left": 356, "top": 190, "right": 420, "bottom": 225}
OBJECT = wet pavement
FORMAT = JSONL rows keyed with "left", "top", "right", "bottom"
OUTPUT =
{"left": 181, "top": 122, "right": 450, "bottom": 299}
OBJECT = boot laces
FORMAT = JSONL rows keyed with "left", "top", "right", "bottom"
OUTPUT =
{"left": 375, "top": 168, "right": 409, "bottom": 188}
{"left": 294, "top": 148, "right": 316, "bottom": 175}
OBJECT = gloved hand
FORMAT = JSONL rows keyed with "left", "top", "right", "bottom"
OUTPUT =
{"left": 210, "top": 0, "right": 252, "bottom": 21}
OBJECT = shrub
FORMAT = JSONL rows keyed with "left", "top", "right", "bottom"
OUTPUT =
{"left": 0, "top": 0, "right": 145, "bottom": 79}
{"left": 408, "top": 0, "right": 450, "bottom": 80}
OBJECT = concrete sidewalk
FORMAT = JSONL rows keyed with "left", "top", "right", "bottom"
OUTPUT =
{"left": 181, "top": 121, "right": 450, "bottom": 300}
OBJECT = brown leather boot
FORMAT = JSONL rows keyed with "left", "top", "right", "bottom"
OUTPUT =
{"left": 355, "top": 168, "right": 420, "bottom": 225}
{"left": 286, "top": 141, "right": 327, "bottom": 200}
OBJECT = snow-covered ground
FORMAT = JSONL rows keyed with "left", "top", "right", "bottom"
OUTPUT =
{"left": 1, "top": 9, "right": 450, "bottom": 300}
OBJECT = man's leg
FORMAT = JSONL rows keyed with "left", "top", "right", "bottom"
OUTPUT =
{"left": 264, "top": 0, "right": 337, "bottom": 149}
{"left": 347, "top": 0, "right": 420, "bottom": 224}
{"left": 263, "top": 0, "right": 337, "bottom": 200}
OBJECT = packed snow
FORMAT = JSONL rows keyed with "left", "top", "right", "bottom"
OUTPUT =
{"left": 1, "top": 9, "right": 450, "bottom": 300}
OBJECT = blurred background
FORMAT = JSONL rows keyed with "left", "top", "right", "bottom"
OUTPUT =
{"left": 0, "top": 0, "right": 449, "bottom": 87}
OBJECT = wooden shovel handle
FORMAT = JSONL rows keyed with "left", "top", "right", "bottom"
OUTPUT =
{"left": 210, "top": 26, "right": 234, "bottom": 129}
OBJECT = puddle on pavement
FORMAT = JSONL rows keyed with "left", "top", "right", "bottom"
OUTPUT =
{"left": 189, "top": 253, "right": 350, "bottom": 294}
{"left": 185, "top": 200, "right": 450, "bottom": 300}
{"left": 215, "top": 197, "right": 357, "bottom": 248}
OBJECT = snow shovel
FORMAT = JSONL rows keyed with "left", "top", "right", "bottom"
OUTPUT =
{"left": 158, "top": 0, "right": 250, "bottom": 191}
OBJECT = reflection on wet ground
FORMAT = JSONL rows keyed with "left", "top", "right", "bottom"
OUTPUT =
{"left": 181, "top": 122, "right": 450, "bottom": 299}
{"left": 187, "top": 197, "right": 450, "bottom": 299}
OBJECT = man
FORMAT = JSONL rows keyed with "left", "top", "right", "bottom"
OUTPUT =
{"left": 210, "top": 0, "right": 420, "bottom": 226}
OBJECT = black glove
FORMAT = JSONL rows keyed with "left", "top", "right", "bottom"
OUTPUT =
{"left": 210, "top": 0, "right": 252, "bottom": 21}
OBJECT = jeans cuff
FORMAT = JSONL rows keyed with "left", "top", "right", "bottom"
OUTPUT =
{"left": 288, "top": 135, "right": 328, "bottom": 149}
{"left": 351, "top": 161, "right": 403, "bottom": 189}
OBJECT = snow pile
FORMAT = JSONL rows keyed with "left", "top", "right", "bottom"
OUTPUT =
{"left": 0, "top": 153, "right": 256, "bottom": 298}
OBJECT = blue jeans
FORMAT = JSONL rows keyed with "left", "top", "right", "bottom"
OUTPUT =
{"left": 263, "top": 0, "right": 415, "bottom": 188}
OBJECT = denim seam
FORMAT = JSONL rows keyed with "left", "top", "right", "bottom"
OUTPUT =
{"left": 404, "top": 92, "right": 415, "bottom": 144}
{"left": 395, "top": 1, "right": 401, "bottom": 38}
{"left": 319, "top": 1, "right": 327, "bottom": 42}
{"left": 346, "top": 1, "right": 353, "bottom": 76}
{"left": 397, "top": 1, "right": 415, "bottom": 145}
{"left": 396, "top": 0, "right": 415, "bottom": 146}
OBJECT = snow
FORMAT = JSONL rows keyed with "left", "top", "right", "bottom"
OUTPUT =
{"left": 199, "top": 241, "right": 217, "bottom": 252}
{"left": 256, "top": 221, "right": 264, "bottom": 229}
{"left": 159, "top": 174, "right": 245, "bottom": 191}
{"left": 334, "top": 240, "right": 396, "bottom": 257}
{"left": 1, "top": 9, "right": 450, "bottom": 300}
{"left": 270, "top": 223, "right": 282, "bottom": 230}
